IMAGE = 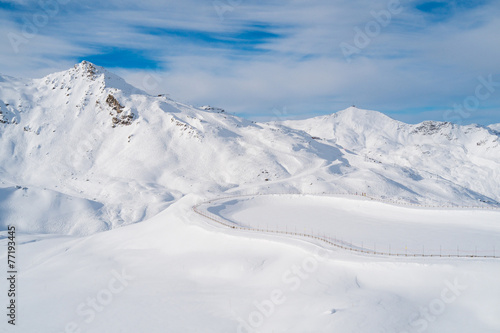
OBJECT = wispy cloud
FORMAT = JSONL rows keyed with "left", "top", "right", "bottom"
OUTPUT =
{"left": 1, "top": 0, "right": 499, "bottom": 125}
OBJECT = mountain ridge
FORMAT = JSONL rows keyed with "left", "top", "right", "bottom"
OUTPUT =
{"left": 1, "top": 61, "right": 499, "bottom": 235}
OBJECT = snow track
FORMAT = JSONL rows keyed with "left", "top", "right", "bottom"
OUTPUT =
{"left": 194, "top": 193, "right": 500, "bottom": 259}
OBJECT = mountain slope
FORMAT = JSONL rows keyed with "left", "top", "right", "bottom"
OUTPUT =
{"left": 282, "top": 107, "right": 500, "bottom": 206}
{"left": 1, "top": 63, "right": 499, "bottom": 235}
{"left": 489, "top": 123, "right": 500, "bottom": 132}
{"left": 0, "top": 62, "right": 347, "bottom": 234}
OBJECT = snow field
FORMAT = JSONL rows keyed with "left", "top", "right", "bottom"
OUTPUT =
{"left": 1, "top": 62, "right": 500, "bottom": 332}
{"left": 1, "top": 195, "right": 499, "bottom": 332}
{"left": 201, "top": 194, "right": 500, "bottom": 257}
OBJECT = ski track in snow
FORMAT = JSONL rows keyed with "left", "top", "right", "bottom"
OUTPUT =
{"left": 195, "top": 193, "right": 500, "bottom": 258}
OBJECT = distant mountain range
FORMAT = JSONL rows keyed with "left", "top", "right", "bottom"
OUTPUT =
{"left": 1, "top": 61, "right": 499, "bottom": 235}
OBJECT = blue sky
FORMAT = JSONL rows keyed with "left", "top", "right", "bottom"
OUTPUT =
{"left": 0, "top": 0, "right": 499, "bottom": 125}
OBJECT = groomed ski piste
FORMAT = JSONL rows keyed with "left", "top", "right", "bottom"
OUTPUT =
{"left": 194, "top": 193, "right": 500, "bottom": 258}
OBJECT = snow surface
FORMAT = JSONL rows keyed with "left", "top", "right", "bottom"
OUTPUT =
{"left": 1, "top": 63, "right": 500, "bottom": 235}
{"left": 1, "top": 62, "right": 499, "bottom": 332}
{"left": 205, "top": 194, "right": 500, "bottom": 257}
{"left": 0, "top": 182, "right": 107, "bottom": 235}
{"left": 1, "top": 195, "right": 499, "bottom": 332}
{"left": 489, "top": 123, "right": 500, "bottom": 132}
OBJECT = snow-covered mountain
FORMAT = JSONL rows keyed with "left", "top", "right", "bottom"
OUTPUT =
{"left": 1, "top": 62, "right": 499, "bottom": 235}
{"left": 282, "top": 107, "right": 500, "bottom": 206}
{"left": 489, "top": 123, "right": 500, "bottom": 132}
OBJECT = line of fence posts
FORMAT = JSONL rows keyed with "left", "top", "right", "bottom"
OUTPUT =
{"left": 193, "top": 194, "right": 500, "bottom": 259}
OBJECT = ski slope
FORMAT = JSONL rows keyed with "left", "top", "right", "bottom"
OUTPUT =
{"left": 1, "top": 195, "right": 500, "bottom": 333}
{"left": 202, "top": 194, "right": 500, "bottom": 257}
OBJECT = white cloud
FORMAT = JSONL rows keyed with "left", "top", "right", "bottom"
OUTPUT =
{"left": 0, "top": 0, "right": 499, "bottom": 124}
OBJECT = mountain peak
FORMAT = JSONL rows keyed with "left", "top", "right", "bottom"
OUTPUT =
{"left": 488, "top": 123, "right": 500, "bottom": 132}
{"left": 334, "top": 106, "right": 398, "bottom": 123}
{"left": 40, "top": 61, "right": 142, "bottom": 95}
{"left": 73, "top": 60, "right": 102, "bottom": 79}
